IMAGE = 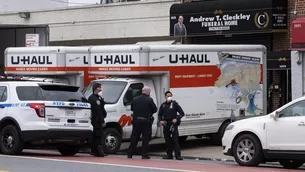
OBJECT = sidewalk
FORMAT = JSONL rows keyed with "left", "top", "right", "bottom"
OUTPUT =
{"left": 119, "top": 137, "right": 235, "bottom": 162}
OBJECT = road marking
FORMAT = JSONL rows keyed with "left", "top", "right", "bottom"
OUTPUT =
{"left": 0, "top": 170, "right": 9, "bottom": 172}
{"left": 0, "top": 155, "right": 202, "bottom": 172}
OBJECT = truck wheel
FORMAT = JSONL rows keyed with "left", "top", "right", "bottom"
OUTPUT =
{"left": 211, "top": 121, "right": 230, "bottom": 145}
{"left": 0, "top": 125, "right": 24, "bottom": 155}
{"left": 232, "top": 134, "right": 263, "bottom": 166}
{"left": 57, "top": 146, "right": 80, "bottom": 156}
{"left": 178, "top": 136, "right": 188, "bottom": 144}
{"left": 104, "top": 128, "right": 122, "bottom": 154}
{"left": 279, "top": 160, "right": 304, "bottom": 169}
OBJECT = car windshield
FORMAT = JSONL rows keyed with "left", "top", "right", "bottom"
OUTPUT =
{"left": 82, "top": 81, "right": 127, "bottom": 104}
{"left": 16, "top": 85, "right": 87, "bottom": 102}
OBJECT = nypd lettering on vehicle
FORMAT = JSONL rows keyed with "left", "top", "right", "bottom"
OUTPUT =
{"left": 0, "top": 103, "right": 30, "bottom": 107}
{"left": 52, "top": 101, "right": 90, "bottom": 107}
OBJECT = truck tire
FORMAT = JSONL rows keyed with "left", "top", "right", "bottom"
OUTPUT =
{"left": 57, "top": 146, "right": 80, "bottom": 156}
{"left": 232, "top": 134, "right": 263, "bottom": 167}
{"left": 211, "top": 121, "right": 230, "bottom": 145}
{"left": 0, "top": 125, "right": 24, "bottom": 155}
{"left": 104, "top": 128, "right": 122, "bottom": 154}
{"left": 279, "top": 160, "right": 304, "bottom": 169}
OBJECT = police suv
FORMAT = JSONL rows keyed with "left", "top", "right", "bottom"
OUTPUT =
{"left": 0, "top": 81, "right": 92, "bottom": 156}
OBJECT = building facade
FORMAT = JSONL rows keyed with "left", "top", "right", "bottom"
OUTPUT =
{"left": 0, "top": 0, "right": 303, "bottom": 112}
{"left": 170, "top": 0, "right": 303, "bottom": 112}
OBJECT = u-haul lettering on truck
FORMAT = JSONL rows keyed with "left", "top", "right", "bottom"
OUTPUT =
{"left": 169, "top": 54, "right": 210, "bottom": 64}
{"left": 11, "top": 56, "right": 52, "bottom": 65}
{"left": 94, "top": 55, "right": 135, "bottom": 64}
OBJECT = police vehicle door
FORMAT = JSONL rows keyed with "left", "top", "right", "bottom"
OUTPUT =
{"left": 0, "top": 84, "right": 9, "bottom": 117}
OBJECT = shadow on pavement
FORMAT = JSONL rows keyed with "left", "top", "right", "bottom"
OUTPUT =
{"left": 119, "top": 137, "right": 217, "bottom": 155}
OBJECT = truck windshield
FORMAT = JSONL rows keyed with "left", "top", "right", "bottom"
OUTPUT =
{"left": 16, "top": 85, "right": 87, "bottom": 102}
{"left": 83, "top": 81, "right": 127, "bottom": 104}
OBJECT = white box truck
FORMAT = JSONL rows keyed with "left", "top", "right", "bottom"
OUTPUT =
{"left": 4, "top": 44, "right": 267, "bottom": 154}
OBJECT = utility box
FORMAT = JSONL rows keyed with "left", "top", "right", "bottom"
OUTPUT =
{"left": 291, "top": 18, "right": 305, "bottom": 50}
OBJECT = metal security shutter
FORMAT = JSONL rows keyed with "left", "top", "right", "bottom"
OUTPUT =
{"left": 191, "top": 33, "right": 272, "bottom": 50}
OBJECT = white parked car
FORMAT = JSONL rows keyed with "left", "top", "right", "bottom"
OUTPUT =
{"left": 222, "top": 96, "right": 305, "bottom": 169}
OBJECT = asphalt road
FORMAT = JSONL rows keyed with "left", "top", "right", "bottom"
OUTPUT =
{"left": 0, "top": 150, "right": 303, "bottom": 172}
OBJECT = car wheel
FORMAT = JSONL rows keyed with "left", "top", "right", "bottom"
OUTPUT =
{"left": 232, "top": 134, "right": 263, "bottom": 166}
{"left": 0, "top": 125, "right": 24, "bottom": 155}
{"left": 104, "top": 128, "right": 122, "bottom": 154}
{"left": 57, "top": 146, "right": 80, "bottom": 156}
{"left": 279, "top": 160, "right": 304, "bottom": 169}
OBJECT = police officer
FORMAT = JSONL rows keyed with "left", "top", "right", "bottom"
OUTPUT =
{"left": 88, "top": 83, "right": 107, "bottom": 157}
{"left": 158, "top": 91, "right": 184, "bottom": 160}
{"left": 127, "top": 86, "right": 157, "bottom": 159}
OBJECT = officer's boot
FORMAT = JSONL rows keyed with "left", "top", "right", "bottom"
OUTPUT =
{"left": 97, "top": 145, "right": 105, "bottom": 157}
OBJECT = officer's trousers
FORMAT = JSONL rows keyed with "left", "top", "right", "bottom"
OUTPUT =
{"left": 91, "top": 127, "right": 105, "bottom": 155}
{"left": 128, "top": 119, "right": 150, "bottom": 157}
{"left": 163, "top": 123, "right": 181, "bottom": 158}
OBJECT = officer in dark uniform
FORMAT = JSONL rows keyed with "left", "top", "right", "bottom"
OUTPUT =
{"left": 158, "top": 91, "right": 185, "bottom": 160}
{"left": 127, "top": 86, "right": 157, "bottom": 159}
{"left": 88, "top": 83, "right": 107, "bottom": 157}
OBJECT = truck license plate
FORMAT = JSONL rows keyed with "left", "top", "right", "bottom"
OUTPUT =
{"left": 65, "top": 109, "right": 76, "bottom": 116}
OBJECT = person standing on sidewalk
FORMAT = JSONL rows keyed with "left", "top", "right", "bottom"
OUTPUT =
{"left": 158, "top": 91, "right": 185, "bottom": 160}
{"left": 127, "top": 86, "right": 157, "bottom": 159}
{"left": 88, "top": 83, "right": 107, "bottom": 157}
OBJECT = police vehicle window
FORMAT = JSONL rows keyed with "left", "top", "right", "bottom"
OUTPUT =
{"left": 279, "top": 100, "right": 305, "bottom": 117}
{"left": 123, "top": 83, "right": 144, "bottom": 106}
{"left": 39, "top": 85, "right": 86, "bottom": 102}
{"left": 16, "top": 86, "right": 43, "bottom": 101}
{"left": 0, "top": 86, "right": 7, "bottom": 102}
{"left": 83, "top": 81, "right": 127, "bottom": 104}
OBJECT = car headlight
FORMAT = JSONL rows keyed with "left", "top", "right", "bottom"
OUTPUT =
{"left": 226, "top": 125, "right": 234, "bottom": 131}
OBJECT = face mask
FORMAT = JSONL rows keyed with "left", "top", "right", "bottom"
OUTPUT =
{"left": 97, "top": 91, "right": 103, "bottom": 97}
{"left": 166, "top": 96, "right": 172, "bottom": 102}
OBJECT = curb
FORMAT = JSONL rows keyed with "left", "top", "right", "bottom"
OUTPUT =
{"left": 116, "top": 152, "right": 236, "bottom": 163}
{"left": 79, "top": 149, "right": 235, "bottom": 163}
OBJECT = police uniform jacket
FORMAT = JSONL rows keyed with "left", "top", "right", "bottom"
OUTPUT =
{"left": 131, "top": 94, "right": 157, "bottom": 119}
{"left": 158, "top": 101, "right": 185, "bottom": 123}
{"left": 88, "top": 94, "right": 107, "bottom": 128}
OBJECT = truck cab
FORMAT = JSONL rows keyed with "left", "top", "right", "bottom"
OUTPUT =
{"left": 82, "top": 77, "right": 160, "bottom": 153}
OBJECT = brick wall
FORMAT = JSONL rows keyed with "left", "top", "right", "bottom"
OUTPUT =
{"left": 273, "top": 0, "right": 305, "bottom": 51}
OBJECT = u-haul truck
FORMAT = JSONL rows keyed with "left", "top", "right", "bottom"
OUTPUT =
{"left": 4, "top": 46, "right": 96, "bottom": 89}
{"left": 4, "top": 44, "right": 267, "bottom": 154}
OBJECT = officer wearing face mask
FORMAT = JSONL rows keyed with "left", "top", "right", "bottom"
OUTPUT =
{"left": 88, "top": 83, "right": 107, "bottom": 157}
{"left": 158, "top": 91, "right": 185, "bottom": 160}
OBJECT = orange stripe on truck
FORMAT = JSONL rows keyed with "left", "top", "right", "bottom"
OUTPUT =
{"left": 118, "top": 114, "right": 132, "bottom": 128}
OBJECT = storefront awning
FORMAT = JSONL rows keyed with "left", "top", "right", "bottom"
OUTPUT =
{"left": 169, "top": 0, "right": 288, "bottom": 37}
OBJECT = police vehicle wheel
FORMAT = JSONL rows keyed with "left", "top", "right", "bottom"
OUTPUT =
{"left": 232, "top": 134, "right": 263, "bottom": 166}
{"left": 57, "top": 146, "right": 80, "bottom": 156}
{"left": 0, "top": 125, "right": 24, "bottom": 155}
{"left": 104, "top": 128, "right": 121, "bottom": 154}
